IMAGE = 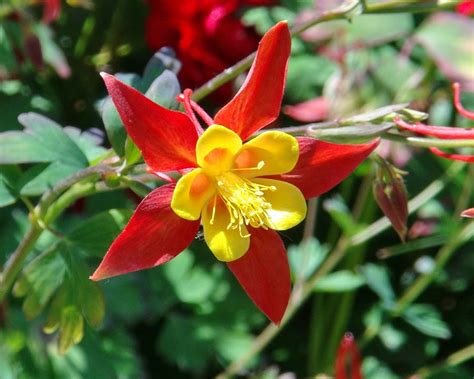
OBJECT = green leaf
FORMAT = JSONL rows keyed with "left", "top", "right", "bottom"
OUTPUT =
{"left": 66, "top": 209, "right": 132, "bottom": 257}
{"left": 62, "top": 251, "right": 105, "bottom": 329}
{"left": 288, "top": 237, "right": 329, "bottom": 279}
{"left": 362, "top": 356, "right": 398, "bottom": 379}
{"left": 0, "top": 24, "right": 18, "bottom": 72}
{"left": 0, "top": 165, "right": 20, "bottom": 207}
{"left": 286, "top": 55, "right": 337, "bottom": 102}
{"left": 214, "top": 329, "right": 254, "bottom": 363}
{"left": 13, "top": 247, "right": 67, "bottom": 319}
{"left": 313, "top": 270, "right": 365, "bottom": 292}
{"left": 402, "top": 304, "right": 451, "bottom": 339}
{"left": 145, "top": 70, "right": 181, "bottom": 109}
{"left": 347, "top": 14, "right": 414, "bottom": 44}
{"left": 158, "top": 315, "right": 214, "bottom": 372}
{"left": 323, "top": 196, "right": 365, "bottom": 236}
{"left": 124, "top": 136, "right": 142, "bottom": 167}
{"left": 142, "top": 47, "right": 181, "bottom": 89}
{"left": 0, "top": 113, "right": 88, "bottom": 167}
{"left": 415, "top": 13, "right": 474, "bottom": 84}
{"left": 360, "top": 264, "right": 396, "bottom": 307}
{"left": 64, "top": 127, "right": 107, "bottom": 163}
{"left": 16, "top": 162, "right": 80, "bottom": 197}
{"left": 163, "top": 250, "right": 217, "bottom": 304}
{"left": 58, "top": 306, "right": 84, "bottom": 355}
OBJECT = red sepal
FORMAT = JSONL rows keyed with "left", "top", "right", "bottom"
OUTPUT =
{"left": 214, "top": 21, "right": 291, "bottom": 141}
{"left": 395, "top": 117, "right": 474, "bottom": 140}
{"left": 429, "top": 147, "right": 474, "bottom": 163}
{"left": 101, "top": 73, "right": 198, "bottom": 172}
{"left": 90, "top": 184, "right": 200, "bottom": 280}
{"left": 227, "top": 228, "right": 290, "bottom": 325}
{"left": 272, "top": 137, "right": 378, "bottom": 199}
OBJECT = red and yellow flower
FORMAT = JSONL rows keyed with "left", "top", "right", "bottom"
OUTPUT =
{"left": 91, "top": 22, "right": 378, "bottom": 324}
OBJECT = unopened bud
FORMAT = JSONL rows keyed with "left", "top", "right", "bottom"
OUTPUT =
{"left": 373, "top": 159, "right": 409, "bottom": 241}
{"left": 335, "top": 332, "right": 362, "bottom": 379}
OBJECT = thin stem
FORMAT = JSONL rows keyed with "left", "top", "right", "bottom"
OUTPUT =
{"left": 0, "top": 165, "right": 117, "bottom": 303}
{"left": 392, "top": 223, "right": 474, "bottom": 317}
{"left": 359, "top": 222, "right": 474, "bottom": 348}
{"left": 415, "top": 344, "right": 474, "bottom": 378}
{"left": 193, "top": 0, "right": 360, "bottom": 102}
{"left": 0, "top": 225, "right": 42, "bottom": 302}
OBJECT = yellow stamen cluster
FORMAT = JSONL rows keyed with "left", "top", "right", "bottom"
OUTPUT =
{"left": 212, "top": 171, "right": 276, "bottom": 237}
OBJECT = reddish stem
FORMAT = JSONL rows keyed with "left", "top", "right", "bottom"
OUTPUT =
{"left": 394, "top": 117, "right": 474, "bottom": 140}
{"left": 452, "top": 82, "right": 474, "bottom": 120}
{"left": 429, "top": 147, "right": 474, "bottom": 163}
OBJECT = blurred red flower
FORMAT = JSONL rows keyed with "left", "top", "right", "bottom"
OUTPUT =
{"left": 456, "top": 0, "right": 474, "bottom": 16}
{"left": 145, "top": 0, "right": 273, "bottom": 97}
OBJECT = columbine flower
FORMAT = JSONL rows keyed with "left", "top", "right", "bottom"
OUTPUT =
{"left": 91, "top": 22, "right": 378, "bottom": 324}
{"left": 395, "top": 83, "right": 474, "bottom": 163}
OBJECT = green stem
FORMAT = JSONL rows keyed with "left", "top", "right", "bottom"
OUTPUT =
{"left": 0, "top": 166, "right": 117, "bottom": 303}
{"left": 392, "top": 223, "right": 474, "bottom": 317}
{"left": 415, "top": 344, "right": 474, "bottom": 378}
{"left": 193, "top": 0, "right": 360, "bottom": 102}
{"left": 359, "top": 222, "right": 474, "bottom": 348}
{"left": 0, "top": 224, "right": 42, "bottom": 302}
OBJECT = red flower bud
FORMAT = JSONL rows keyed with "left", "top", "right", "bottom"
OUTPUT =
{"left": 373, "top": 159, "right": 409, "bottom": 241}
{"left": 335, "top": 332, "right": 363, "bottom": 379}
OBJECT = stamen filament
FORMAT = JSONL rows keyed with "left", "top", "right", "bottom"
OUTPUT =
{"left": 216, "top": 172, "right": 276, "bottom": 233}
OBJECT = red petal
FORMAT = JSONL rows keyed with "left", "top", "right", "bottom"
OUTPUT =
{"left": 90, "top": 184, "right": 200, "bottom": 280}
{"left": 214, "top": 21, "right": 291, "bottom": 141}
{"left": 272, "top": 137, "right": 378, "bottom": 199}
{"left": 227, "top": 228, "right": 290, "bottom": 324}
{"left": 101, "top": 73, "right": 198, "bottom": 171}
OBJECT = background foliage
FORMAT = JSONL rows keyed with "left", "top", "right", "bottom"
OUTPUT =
{"left": 0, "top": 0, "right": 473, "bottom": 378}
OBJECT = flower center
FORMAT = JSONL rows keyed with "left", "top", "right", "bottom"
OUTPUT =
{"left": 213, "top": 172, "right": 276, "bottom": 236}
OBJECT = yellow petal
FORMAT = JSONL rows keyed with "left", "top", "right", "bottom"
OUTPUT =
{"left": 253, "top": 178, "right": 307, "bottom": 230}
{"left": 202, "top": 197, "right": 250, "bottom": 262}
{"left": 171, "top": 168, "right": 216, "bottom": 220}
{"left": 233, "top": 131, "right": 299, "bottom": 177}
{"left": 196, "top": 124, "right": 242, "bottom": 176}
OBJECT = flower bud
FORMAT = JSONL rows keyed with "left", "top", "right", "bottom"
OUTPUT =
{"left": 335, "top": 332, "right": 363, "bottom": 379}
{"left": 373, "top": 159, "right": 409, "bottom": 241}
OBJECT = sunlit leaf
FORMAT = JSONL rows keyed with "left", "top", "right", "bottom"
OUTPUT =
{"left": 313, "top": 270, "right": 365, "bottom": 292}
